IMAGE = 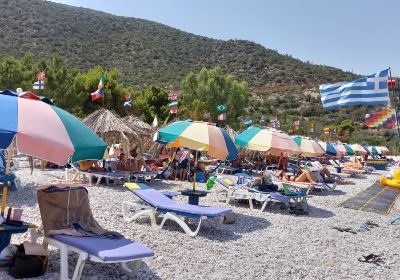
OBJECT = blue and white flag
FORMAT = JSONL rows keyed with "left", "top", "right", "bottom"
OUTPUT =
{"left": 33, "top": 80, "right": 45, "bottom": 90}
{"left": 319, "top": 69, "right": 389, "bottom": 109}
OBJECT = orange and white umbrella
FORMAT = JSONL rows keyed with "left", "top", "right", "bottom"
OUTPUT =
{"left": 293, "top": 136, "right": 325, "bottom": 157}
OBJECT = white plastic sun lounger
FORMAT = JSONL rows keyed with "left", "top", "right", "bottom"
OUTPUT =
{"left": 328, "top": 160, "right": 364, "bottom": 177}
{"left": 122, "top": 183, "right": 232, "bottom": 237}
{"left": 69, "top": 163, "right": 129, "bottom": 186}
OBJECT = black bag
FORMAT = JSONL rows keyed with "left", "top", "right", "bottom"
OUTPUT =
{"left": 9, "top": 244, "right": 48, "bottom": 279}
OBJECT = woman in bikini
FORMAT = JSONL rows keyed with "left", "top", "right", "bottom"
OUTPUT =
{"left": 276, "top": 168, "right": 317, "bottom": 184}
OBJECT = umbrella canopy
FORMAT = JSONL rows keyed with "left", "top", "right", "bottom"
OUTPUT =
{"left": 235, "top": 127, "right": 301, "bottom": 156}
{"left": 361, "top": 145, "right": 371, "bottom": 155}
{"left": 379, "top": 146, "right": 390, "bottom": 155}
{"left": 0, "top": 89, "right": 54, "bottom": 105}
{"left": 369, "top": 146, "right": 382, "bottom": 154}
{"left": 156, "top": 120, "right": 238, "bottom": 161}
{"left": 351, "top": 144, "right": 368, "bottom": 155}
{"left": 83, "top": 109, "right": 138, "bottom": 145}
{"left": 318, "top": 141, "right": 337, "bottom": 156}
{"left": 344, "top": 144, "right": 355, "bottom": 155}
{"left": 334, "top": 142, "right": 347, "bottom": 157}
{"left": 293, "top": 136, "right": 325, "bottom": 157}
{"left": 0, "top": 94, "right": 107, "bottom": 165}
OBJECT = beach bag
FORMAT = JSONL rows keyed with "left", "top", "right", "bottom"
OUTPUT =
{"left": 9, "top": 244, "right": 48, "bottom": 278}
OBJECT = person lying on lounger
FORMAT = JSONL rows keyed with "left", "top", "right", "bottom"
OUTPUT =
{"left": 276, "top": 169, "right": 317, "bottom": 184}
{"left": 116, "top": 152, "right": 149, "bottom": 172}
{"left": 79, "top": 160, "right": 105, "bottom": 172}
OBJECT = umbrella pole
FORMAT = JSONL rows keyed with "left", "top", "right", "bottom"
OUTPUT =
{"left": 192, "top": 152, "right": 198, "bottom": 191}
{"left": 1, "top": 147, "right": 12, "bottom": 217}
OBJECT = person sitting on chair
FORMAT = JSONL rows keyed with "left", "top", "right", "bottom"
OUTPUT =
{"left": 79, "top": 160, "right": 105, "bottom": 172}
{"left": 276, "top": 169, "right": 317, "bottom": 184}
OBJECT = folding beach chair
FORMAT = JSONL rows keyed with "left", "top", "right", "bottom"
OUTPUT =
{"left": 122, "top": 183, "right": 232, "bottom": 237}
{"left": 32, "top": 185, "right": 154, "bottom": 280}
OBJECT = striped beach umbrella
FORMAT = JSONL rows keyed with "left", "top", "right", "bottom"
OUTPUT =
{"left": 318, "top": 141, "right": 337, "bottom": 156}
{"left": 293, "top": 136, "right": 325, "bottom": 157}
{"left": 334, "top": 142, "right": 347, "bottom": 157}
{"left": 351, "top": 144, "right": 368, "bottom": 155}
{"left": 369, "top": 146, "right": 382, "bottom": 154}
{"left": 0, "top": 94, "right": 107, "bottom": 165}
{"left": 378, "top": 146, "right": 390, "bottom": 155}
{"left": 235, "top": 127, "right": 301, "bottom": 156}
{"left": 156, "top": 120, "right": 238, "bottom": 161}
{"left": 344, "top": 144, "right": 355, "bottom": 155}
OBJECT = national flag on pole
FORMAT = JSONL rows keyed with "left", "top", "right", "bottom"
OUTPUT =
{"left": 168, "top": 101, "right": 178, "bottom": 108}
{"left": 217, "top": 113, "right": 226, "bottom": 121}
{"left": 244, "top": 119, "right": 253, "bottom": 126}
{"left": 170, "top": 107, "right": 178, "bottom": 114}
{"left": 294, "top": 120, "right": 300, "bottom": 126}
{"left": 33, "top": 80, "right": 44, "bottom": 90}
{"left": 37, "top": 71, "right": 46, "bottom": 81}
{"left": 91, "top": 74, "right": 105, "bottom": 101}
{"left": 168, "top": 91, "right": 178, "bottom": 100}
{"left": 319, "top": 69, "right": 389, "bottom": 109}
{"left": 216, "top": 105, "right": 227, "bottom": 113}
{"left": 152, "top": 116, "right": 158, "bottom": 127}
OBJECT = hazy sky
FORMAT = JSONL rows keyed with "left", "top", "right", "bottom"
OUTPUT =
{"left": 51, "top": 0, "right": 399, "bottom": 76}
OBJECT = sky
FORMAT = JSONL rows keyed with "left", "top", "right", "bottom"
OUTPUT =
{"left": 51, "top": 0, "right": 399, "bottom": 76}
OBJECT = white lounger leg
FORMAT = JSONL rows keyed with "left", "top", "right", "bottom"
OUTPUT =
{"left": 121, "top": 260, "right": 142, "bottom": 277}
{"left": 59, "top": 242, "right": 70, "bottom": 280}
{"left": 158, "top": 212, "right": 203, "bottom": 237}
{"left": 72, "top": 252, "right": 88, "bottom": 280}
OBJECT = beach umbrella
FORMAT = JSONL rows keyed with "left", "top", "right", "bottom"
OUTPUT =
{"left": 344, "top": 144, "right": 355, "bottom": 155}
{"left": 334, "top": 142, "right": 347, "bottom": 157}
{"left": 156, "top": 120, "right": 238, "bottom": 190}
{"left": 0, "top": 94, "right": 107, "bottom": 214}
{"left": 156, "top": 120, "right": 238, "bottom": 161}
{"left": 361, "top": 145, "right": 371, "bottom": 155}
{"left": 318, "top": 141, "right": 337, "bottom": 156}
{"left": 293, "top": 136, "right": 325, "bottom": 157}
{"left": 235, "top": 127, "right": 301, "bottom": 156}
{"left": 379, "top": 146, "right": 390, "bottom": 155}
{"left": 351, "top": 144, "right": 368, "bottom": 155}
{"left": 369, "top": 146, "right": 381, "bottom": 154}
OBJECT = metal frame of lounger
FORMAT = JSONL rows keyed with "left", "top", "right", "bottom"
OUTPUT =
{"left": 122, "top": 188, "right": 229, "bottom": 237}
{"left": 215, "top": 177, "right": 289, "bottom": 212}
{"left": 30, "top": 228, "right": 152, "bottom": 280}
{"left": 129, "top": 171, "right": 160, "bottom": 182}
{"left": 68, "top": 164, "right": 129, "bottom": 186}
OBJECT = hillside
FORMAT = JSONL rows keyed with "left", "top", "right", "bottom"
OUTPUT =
{"left": 0, "top": 0, "right": 356, "bottom": 87}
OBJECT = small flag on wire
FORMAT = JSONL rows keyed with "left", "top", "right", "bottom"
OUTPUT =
{"left": 324, "top": 127, "right": 330, "bottom": 135}
{"left": 123, "top": 95, "right": 131, "bottom": 107}
{"left": 91, "top": 74, "right": 105, "bottom": 101}
{"left": 152, "top": 116, "right": 158, "bottom": 127}
{"left": 217, "top": 113, "right": 226, "bottom": 121}
{"left": 168, "top": 90, "right": 178, "bottom": 100}
{"left": 365, "top": 109, "right": 396, "bottom": 128}
{"left": 319, "top": 69, "right": 389, "bottom": 109}
{"left": 217, "top": 104, "right": 227, "bottom": 113}
{"left": 33, "top": 80, "right": 44, "bottom": 90}
{"left": 294, "top": 120, "right": 300, "bottom": 125}
{"left": 37, "top": 71, "right": 46, "bottom": 81}
{"left": 170, "top": 107, "right": 178, "bottom": 114}
{"left": 244, "top": 119, "right": 253, "bottom": 126}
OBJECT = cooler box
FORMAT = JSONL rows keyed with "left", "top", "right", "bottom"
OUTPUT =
{"left": 366, "top": 159, "right": 387, "bottom": 170}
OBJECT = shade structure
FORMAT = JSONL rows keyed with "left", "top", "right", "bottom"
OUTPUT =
{"left": 369, "top": 146, "right": 382, "bottom": 154}
{"left": 156, "top": 120, "right": 238, "bottom": 161}
{"left": 0, "top": 94, "right": 107, "bottom": 165}
{"left": 235, "top": 127, "right": 301, "bottom": 156}
{"left": 318, "top": 141, "right": 337, "bottom": 156}
{"left": 344, "top": 144, "right": 355, "bottom": 155}
{"left": 351, "top": 144, "right": 368, "bottom": 155}
{"left": 293, "top": 136, "right": 325, "bottom": 157}
{"left": 334, "top": 142, "right": 347, "bottom": 157}
{"left": 362, "top": 145, "right": 371, "bottom": 155}
{"left": 378, "top": 146, "right": 390, "bottom": 155}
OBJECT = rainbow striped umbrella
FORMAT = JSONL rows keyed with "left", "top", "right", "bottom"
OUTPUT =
{"left": 318, "top": 141, "right": 337, "bottom": 156}
{"left": 235, "top": 127, "right": 301, "bottom": 156}
{"left": 293, "top": 136, "right": 325, "bottom": 157}
{"left": 156, "top": 120, "right": 238, "bottom": 161}
{"left": 0, "top": 94, "right": 107, "bottom": 165}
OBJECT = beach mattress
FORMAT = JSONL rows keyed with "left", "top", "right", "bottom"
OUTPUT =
{"left": 52, "top": 235, "right": 154, "bottom": 262}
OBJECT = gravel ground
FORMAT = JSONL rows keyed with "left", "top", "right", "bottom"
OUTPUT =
{"left": 1, "top": 159, "right": 399, "bottom": 280}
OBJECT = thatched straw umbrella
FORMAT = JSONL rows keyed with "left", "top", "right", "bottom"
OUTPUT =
{"left": 123, "top": 115, "right": 156, "bottom": 153}
{"left": 83, "top": 109, "right": 138, "bottom": 155}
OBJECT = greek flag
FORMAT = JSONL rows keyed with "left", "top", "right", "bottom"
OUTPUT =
{"left": 319, "top": 69, "right": 389, "bottom": 109}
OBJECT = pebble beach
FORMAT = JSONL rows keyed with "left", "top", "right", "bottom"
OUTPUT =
{"left": 1, "top": 160, "right": 400, "bottom": 280}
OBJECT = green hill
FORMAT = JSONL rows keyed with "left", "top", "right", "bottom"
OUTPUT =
{"left": 0, "top": 0, "right": 355, "bottom": 87}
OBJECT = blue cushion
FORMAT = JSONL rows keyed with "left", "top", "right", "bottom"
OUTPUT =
{"left": 52, "top": 235, "right": 154, "bottom": 262}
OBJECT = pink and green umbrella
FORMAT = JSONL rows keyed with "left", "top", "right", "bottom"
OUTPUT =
{"left": 0, "top": 94, "right": 107, "bottom": 165}
{"left": 293, "top": 136, "right": 325, "bottom": 157}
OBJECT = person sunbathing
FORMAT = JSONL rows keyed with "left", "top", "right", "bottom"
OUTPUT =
{"left": 79, "top": 160, "right": 105, "bottom": 172}
{"left": 117, "top": 151, "right": 149, "bottom": 172}
{"left": 276, "top": 169, "right": 317, "bottom": 184}
{"left": 343, "top": 161, "right": 364, "bottom": 170}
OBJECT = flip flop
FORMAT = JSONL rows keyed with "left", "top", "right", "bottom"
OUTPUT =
{"left": 358, "top": 254, "right": 384, "bottom": 266}
{"left": 365, "top": 221, "right": 379, "bottom": 228}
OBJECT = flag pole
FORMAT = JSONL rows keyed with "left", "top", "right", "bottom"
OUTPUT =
{"left": 389, "top": 67, "right": 400, "bottom": 147}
